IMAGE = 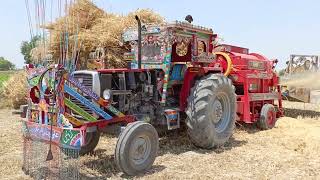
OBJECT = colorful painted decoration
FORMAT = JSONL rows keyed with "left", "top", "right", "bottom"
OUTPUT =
{"left": 64, "top": 113, "right": 84, "bottom": 126}
{"left": 26, "top": 66, "right": 46, "bottom": 79}
{"left": 24, "top": 66, "right": 127, "bottom": 152}
{"left": 106, "top": 105, "right": 125, "bottom": 117}
{"left": 38, "top": 99, "right": 49, "bottom": 124}
{"left": 66, "top": 74, "right": 107, "bottom": 106}
{"left": 38, "top": 99, "right": 49, "bottom": 113}
{"left": 56, "top": 76, "right": 66, "bottom": 115}
{"left": 64, "top": 84, "right": 113, "bottom": 120}
{"left": 61, "top": 129, "right": 82, "bottom": 149}
{"left": 22, "top": 121, "right": 83, "bottom": 149}
{"left": 122, "top": 28, "right": 138, "bottom": 42}
{"left": 64, "top": 98, "right": 97, "bottom": 122}
{"left": 66, "top": 74, "right": 100, "bottom": 101}
{"left": 27, "top": 76, "right": 41, "bottom": 87}
{"left": 164, "top": 109, "right": 180, "bottom": 130}
{"left": 23, "top": 52, "right": 132, "bottom": 176}
{"left": 29, "top": 103, "right": 56, "bottom": 113}
{"left": 23, "top": 121, "right": 62, "bottom": 145}
{"left": 57, "top": 114, "right": 73, "bottom": 129}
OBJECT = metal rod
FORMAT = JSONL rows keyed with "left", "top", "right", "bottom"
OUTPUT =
{"left": 135, "top": 15, "right": 142, "bottom": 69}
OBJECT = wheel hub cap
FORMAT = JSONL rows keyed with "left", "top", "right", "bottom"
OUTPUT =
{"left": 267, "top": 111, "right": 275, "bottom": 126}
{"left": 130, "top": 136, "right": 151, "bottom": 165}
{"left": 133, "top": 137, "right": 147, "bottom": 159}
{"left": 211, "top": 92, "right": 231, "bottom": 133}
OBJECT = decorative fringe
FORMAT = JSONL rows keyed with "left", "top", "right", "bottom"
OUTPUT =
{"left": 22, "top": 137, "right": 80, "bottom": 179}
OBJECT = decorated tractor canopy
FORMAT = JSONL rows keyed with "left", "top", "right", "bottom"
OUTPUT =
{"left": 21, "top": 15, "right": 283, "bottom": 179}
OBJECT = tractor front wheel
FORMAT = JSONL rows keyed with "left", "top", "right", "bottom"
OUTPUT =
{"left": 61, "top": 131, "right": 100, "bottom": 158}
{"left": 186, "top": 74, "right": 236, "bottom": 149}
{"left": 115, "top": 121, "right": 159, "bottom": 176}
{"left": 257, "top": 104, "right": 277, "bottom": 130}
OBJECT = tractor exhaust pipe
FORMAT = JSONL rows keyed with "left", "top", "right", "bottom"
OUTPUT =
{"left": 135, "top": 15, "right": 142, "bottom": 69}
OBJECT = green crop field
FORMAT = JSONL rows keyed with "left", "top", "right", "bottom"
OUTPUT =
{"left": 0, "top": 71, "right": 13, "bottom": 89}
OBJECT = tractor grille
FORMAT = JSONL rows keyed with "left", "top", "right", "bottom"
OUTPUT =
{"left": 70, "top": 73, "right": 94, "bottom": 117}
{"left": 73, "top": 74, "right": 93, "bottom": 88}
{"left": 69, "top": 96, "right": 92, "bottom": 114}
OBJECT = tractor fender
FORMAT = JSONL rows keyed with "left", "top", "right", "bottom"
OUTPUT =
{"left": 213, "top": 52, "right": 233, "bottom": 76}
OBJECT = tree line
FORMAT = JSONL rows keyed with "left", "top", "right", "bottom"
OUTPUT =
{"left": 0, "top": 35, "right": 41, "bottom": 71}
{"left": 0, "top": 57, "right": 15, "bottom": 71}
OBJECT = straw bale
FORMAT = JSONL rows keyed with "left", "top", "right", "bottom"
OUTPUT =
{"left": 1, "top": 71, "right": 28, "bottom": 109}
{"left": 32, "top": 0, "right": 164, "bottom": 68}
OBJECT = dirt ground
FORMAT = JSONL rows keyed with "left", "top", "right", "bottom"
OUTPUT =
{"left": 0, "top": 102, "right": 320, "bottom": 179}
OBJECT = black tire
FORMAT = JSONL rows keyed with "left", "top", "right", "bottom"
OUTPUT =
{"left": 186, "top": 74, "right": 236, "bottom": 149}
{"left": 61, "top": 131, "right": 100, "bottom": 158}
{"left": 115, "top": 121, "right": 159, "bottom": 176}
{"left": 257, "top": 104, "right": 276, "bottom": 130}
{"left": 79, "top": 131, "right": 100, "bottom": 155}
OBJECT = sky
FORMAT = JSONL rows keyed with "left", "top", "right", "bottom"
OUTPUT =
{"left": 0, "top": 0, "right": 320, "bottom": 69}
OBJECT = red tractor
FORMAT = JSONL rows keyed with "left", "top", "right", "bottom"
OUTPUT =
{"left": 23, "top": 16, "right": 283, "bottom": 176}
{"left": 68, "top": 16, "right": 283, "bottom": 174}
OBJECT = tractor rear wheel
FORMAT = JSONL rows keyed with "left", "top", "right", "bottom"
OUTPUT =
{"left": 257, "top": 104, "right": 277, "bottom": 130}
{"left": 186, "top": 74, "right": 236, "bottom": 149}
{"left": 115, "top": 121, "right": 159, "bottom": 175}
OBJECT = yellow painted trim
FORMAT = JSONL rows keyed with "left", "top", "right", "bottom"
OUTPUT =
{"left": 214, "top": 52, "right": 233, "bottom": 76}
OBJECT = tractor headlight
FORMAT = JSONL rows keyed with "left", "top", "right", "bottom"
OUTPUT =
{"left": 103, "top": 89, "right": 112, "bottom": 100}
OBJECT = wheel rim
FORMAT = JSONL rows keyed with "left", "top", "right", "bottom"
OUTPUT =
{"left": 129, "top": 135, "right": 152, "bottom": 165}
{"left": 210, "top": 92, "right": 231, "bottom": 133}
{"left": 267, "top": 110, "right": 275, "bottom": 127}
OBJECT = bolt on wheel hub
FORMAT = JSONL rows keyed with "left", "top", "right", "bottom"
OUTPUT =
{"left": 130, "top": 136, "right": 151, "bottom": 165}
{"left": 212, "top": 100, "right": 223, "bottom": 124}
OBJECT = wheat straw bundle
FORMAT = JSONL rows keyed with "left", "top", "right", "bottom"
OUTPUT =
{"left": 1, "top": 71, "right": 28, "bottom": 109}
{"left": 33, "top": 0, "right": 164, "bottom": 68}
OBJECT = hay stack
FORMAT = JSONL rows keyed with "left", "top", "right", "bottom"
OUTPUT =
{"left": 1, "top": 72, "right": 28, "bottom": 109}
{"left": 29, "top": 40, "right": 49, "bottom": 63}
{"left": 38, "top": 0, "right": 164, "bottom": 68}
